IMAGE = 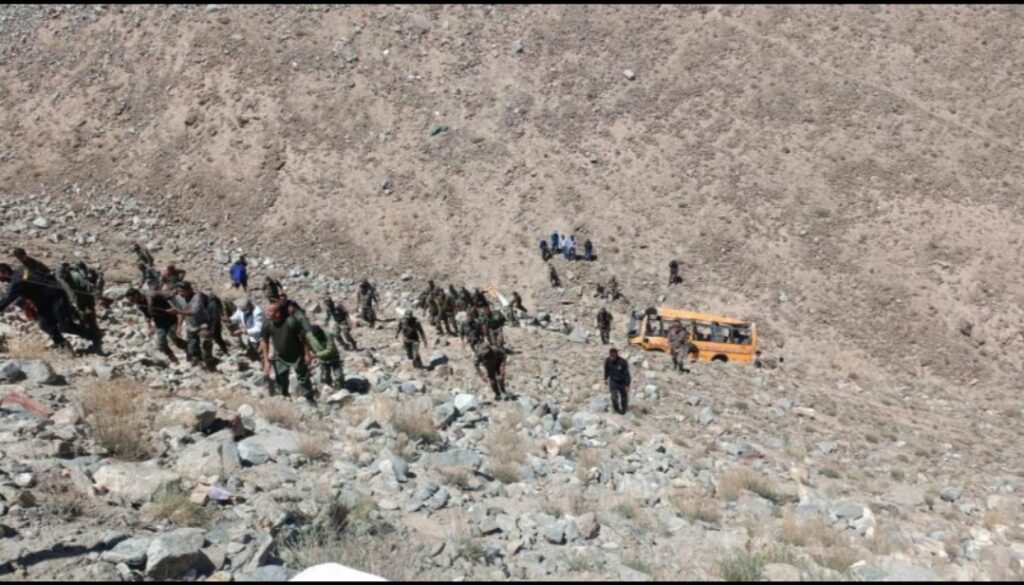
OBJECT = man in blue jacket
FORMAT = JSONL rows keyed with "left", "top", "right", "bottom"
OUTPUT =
{"left": 230, "top": 256, "right": 248, "bottom": 291}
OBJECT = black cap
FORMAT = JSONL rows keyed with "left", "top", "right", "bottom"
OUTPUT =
{"left": 177, "top": 280, "right": 193, "bottom": 290}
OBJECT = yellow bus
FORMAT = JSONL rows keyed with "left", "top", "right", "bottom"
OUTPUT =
{"left": 626, "top": 307, "right": 758, "bottom": 364}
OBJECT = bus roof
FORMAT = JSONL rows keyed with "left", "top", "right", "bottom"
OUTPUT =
{"left": 655, "top": 307, "right": 751, "bottom": 327}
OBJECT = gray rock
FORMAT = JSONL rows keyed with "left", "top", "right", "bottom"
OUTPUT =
{"left": 234, "top": 565, "right": 298, "bottom": 581}
{"left": 400, "top": 272, "right": 414, "bottom": 281}
{"left": 510, "top": 39, "right": 524, "bottom": 54}
{"left": 33, "top": 217, "right": 50, "bottom": 229}
{"left": 543, "top": 521, "right": 565, "bottom": 544}
{"left": 101, "top": 536, "right": 151, "bottom": 567}
{"left": 453, "top": 393, "right": 479, "bottom": 413}
{"left": 237, "top": 440, "right": 271, "bottom": 466}
{"left": 874, "top": 556, "right": 938, "bottom": 581}
{"left": 400, "top": 380, "right": 425, "bottom": 394}
{"left": 588, "top": 397, "right": 609, "bottom": 413}
{"left": 764, "top": 563, "right": 801, "bottom": 581}
{"left": 145, "top": 528, "right": 209, "bottom": 579}
{"left": 160, "top": 400, "right": 218, "bottom": 432}
{"left": 623, "top": 69, "right": 636, "bottom": 81}
{"left": 698, "top": 406, "right": 714, "bottom": 426}
{"left": 845, "top": 561, "right": 887, "bottom": 581}
{"left": 93, "top": 462, "right": 181, "bottom": 505}
{"left": 12, "top": 360, "right": 58, "bottom": 385}
{"left": 0, "top": 361, "right": 25, "bottom": 383}
{"left": 174, "top": 439, "right": 241, "bottom": 480}
{"left": 940, "top": 487, "right": 962, "bottom": 503}
{"left": 432, "top": 403, "right": 457, "bottom": 428}
{"left": 567, "top": 327, "right": 589, "bottom": 344}
{"left": 237, "top": 428, "right": 299, "bottom": 461}
{"left": 575, "top": 513, "right": 599, "bottom": 539}
{"left": 832, "top": 501, "right": 866, "bottom": 521}
{"left": 214, "top": 249, "right": 231, "bottom": 264}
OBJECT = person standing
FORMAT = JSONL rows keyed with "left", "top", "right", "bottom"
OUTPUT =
{"left": 323, "top": 296, "right": 358, "bottom": 350}
{"left": 604, "top": 348, "right": 631, "bottom": 415}
{"left": 307, "top": 325, "right": 344, "bottom": 391}
{"left": 397, "top": 310, "right": 428, "bottom": 369}
{"left": 230, "top": 256, "right": 249, "bottom": 291}
{"left": 596, "top": 307, "right": 613, "bottom": 344}
{"left": 669, "top": 260, "right": 682, "bottom": 286}
{"left": 260, "top": 303, "right": 316, "bottom": 403}
{"left": 227, "top": 297, "right": 265, "bottom": 360}
{"left": 549, "top": 264, "right": 562, "bottom": 288}
{"left": 583, "top": 239, "right": 594, "bottom": 262}
{"left": 474, "top": 342, "right": 510, "bottom": 401}
{"left": 125, "top": 287, "right": 187, "bottom": 364}
{"left": 169, "top": 281, "right": 216, "bottom": 371}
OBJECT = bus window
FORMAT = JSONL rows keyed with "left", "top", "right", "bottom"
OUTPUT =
{"left": 710, "top": 322, "right": 727, "bottom": 343}
{"left": 694, "top": 323, "right": 712, "bottom": 341}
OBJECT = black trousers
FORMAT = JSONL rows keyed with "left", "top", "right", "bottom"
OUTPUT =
{"left": 36, "top": 296, "right": 99, "bottom": 347}
{"left": 609, "top": 381, "right": 629, "bottom": 414}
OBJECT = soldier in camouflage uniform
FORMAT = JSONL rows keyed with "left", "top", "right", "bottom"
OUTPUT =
{"left": 323, "top": 296, "right": 357, "bottom": 351}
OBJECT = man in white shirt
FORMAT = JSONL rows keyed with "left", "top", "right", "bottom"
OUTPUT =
{"left": 228, "top": 298, "right": 265, "bottom": 360}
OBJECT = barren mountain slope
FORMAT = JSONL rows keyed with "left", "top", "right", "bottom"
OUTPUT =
{"left": 2, "top": 5, "right": 1023, "bottom": 390}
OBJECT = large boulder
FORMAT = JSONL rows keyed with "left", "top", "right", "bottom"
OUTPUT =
{"left": 13, "top": 360, "right": 59, "bottom": 385}
{"left": 0, "top": 361, "right": 25, "bottom": 383}
{"left": 93, "top": 461, "right": 182, "bottom": 504}
{"left": 419, "top": 449, "right": 482, "bottom": 472}
{"left": 145, "top": 527, "right": 211, "bottom": 579}
{"left": 237, "top": 428, "right": 299, "bottom": 462}
{"left": 160, "top": 400, "right": 218, "bottom": 433}
{"left": 174, "top": 438, "right": 241, "bottom": 480}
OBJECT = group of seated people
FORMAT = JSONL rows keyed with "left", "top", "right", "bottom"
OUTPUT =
{"left": 538, "top": 231, "right": 595, "bottom": 262}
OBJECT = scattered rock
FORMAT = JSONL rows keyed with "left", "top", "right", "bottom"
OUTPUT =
{"left": 145, "top": 528, "right": 210, "bottom": 579}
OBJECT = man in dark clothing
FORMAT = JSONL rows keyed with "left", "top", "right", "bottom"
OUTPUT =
{"left": 437, "top": 291, "right": 458, "bottom": 336}
{"left": 596, "top": 307, "right": 613, "bottom": 344}
{"left": 230, "top": 257, "right": 248, "bottom": 291}
{"left": 506, "top": 291, "right": 527, "bottom": 326}
{"left": 539, "top": 240, "right": 552, "bottom": 262}
{"left": 549, "top": 264, "right": 561, "bottom": 288}
{"left": 480, "top": 305, "right": 506, "bottom": 350}
{"left": 357, "top": 280, "right": 379, "bottom": 326}
{"left": 396, "top": 311, "right": 428, "bottom": 369}
{"left": 54, "top": 261, "right": 101, "bottom": 337}
{"left": 11, "top": 248, "right": 51, "bottom": 278}
{"left": 160, "top": 264, "right": 187, "bottom": 291}
{"left": 604, "top": 348, "right": 631, "bottom": 415}
{"left": 125, "top": 287, "right": 186, "bottom": 363}
{"left": 608, "top": 276, "right": 623, "bottom": 301}
{"left": 260, "top": 303, "right": 315, "bottom": 403}
{"left": 323, "top": 296, "right": 358, "bottom": 350}
{"left": 132, "top": 243, "right": 155, "bottom": 285}
{"left": 669, "top": 260, "right": 682, "bottom": 286}
{"left": 206, "top": 292, "right": 231, "bottom": 356}
{"left": 583, "top": 239, "right": 594, "bottom": 262}
{"left": 667, "top": 321, "right": 694, "bottom": 372}
{"left": 169, "top": 281, "right": 216, "bottom": 371}
{"left": 474, "top": 342, "right": 510, "bottom": 401}
{"left": 471, "top": 288, "right": 488, "bottom": 309}
{"left": 262, "top": 276, "right": 283, "bottom": 304}
{"left": 0, "top": 263, "right": 102, "bottom": 354}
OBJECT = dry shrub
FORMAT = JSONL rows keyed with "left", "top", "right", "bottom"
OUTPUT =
{"left": 391, "top": 396, "right": 438, "bottom": 444}
{"left": 6, "top": 335, "right": 51, "bottom": 360}
{"left": 717, "top": 549, "right": 763, "bottom": 581}
{"left": 983, "top": 508, "right": 1010, "bottom": 529}
{"left": 76, "top": 378, "right": 152, "bottom": 461}
{"left": 258, "top": 398, "right": 300, "bottom": 428}
{"left": 716, "top": 467, "right": 791, "bottom": 504}
{"left": 778, "top": 511, "right": 838, "bottom": 547}
{"left": 277, "top": 524, "right": 418, "bottom": 579}
{"left": 672, "top": 493, "right": 722, "bottom": 525}
{"left": 484, "top": 417, "right": 530, "bottom": 484}
{"left": 371, "top": 394, "right": 397, "bottom": 425}
{"left": 439, "top": 466, "right": 474, "bottom": 490}
{"left": 297, "top": 434, "right": 328, "bottom": 461}
{"left": 145, "top": 492, "right": 212, "bottom": 527}
{"left": 812, "top": 545, "right": 860, "bottom": 573}
{"left": 38, "top": 472, "right": 91, "bottom": 520}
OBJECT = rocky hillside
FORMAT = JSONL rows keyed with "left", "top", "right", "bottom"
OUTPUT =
{"left": 0, "top": 4, "right": 1022, "bottom": 582}
{"left": 0, "top": 193, "right": 1021, "bottom": 581}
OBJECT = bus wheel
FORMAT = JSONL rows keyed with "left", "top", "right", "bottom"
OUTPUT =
{"left": 712, "top": 355, "right": 728, "bottom": 363}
